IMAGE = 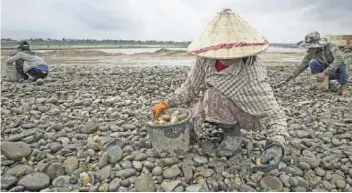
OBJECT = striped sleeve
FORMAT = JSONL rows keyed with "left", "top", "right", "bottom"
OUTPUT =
{"left": 166, "top": 57, "right": 206, "bottom": 107}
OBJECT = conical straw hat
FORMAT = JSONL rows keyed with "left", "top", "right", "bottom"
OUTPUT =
{"left": 187, "top": 8, "right": 269, "bottom": 59}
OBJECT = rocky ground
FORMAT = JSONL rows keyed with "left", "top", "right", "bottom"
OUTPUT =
{"left": 1, "top": 52, "right": 352, "bottom": 192}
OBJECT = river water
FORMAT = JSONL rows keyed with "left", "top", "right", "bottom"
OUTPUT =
{"left": 36, "top": 47, "right": 305, "bottom": 54}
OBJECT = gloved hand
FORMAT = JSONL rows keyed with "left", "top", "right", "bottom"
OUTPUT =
{"left": 152, "top": 101, "right": 169, "bottom": 121}
{"left": 251, "top": 145, "right": 283, "bottom": 173}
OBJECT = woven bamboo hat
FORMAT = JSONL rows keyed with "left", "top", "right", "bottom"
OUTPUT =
{"left": 187, "top": 8, "right": 269, "bottom": 59}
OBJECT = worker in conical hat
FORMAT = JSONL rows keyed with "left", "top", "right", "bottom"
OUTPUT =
{"left": 152, "top": 8, "right": 289, "bottom": 172}
{"left": 283, "top": 31, "right": 349, "bottom": 97}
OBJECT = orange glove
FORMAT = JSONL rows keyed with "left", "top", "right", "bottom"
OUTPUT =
{"left": 152, "top": 101, "right": 169, "bottom": 121}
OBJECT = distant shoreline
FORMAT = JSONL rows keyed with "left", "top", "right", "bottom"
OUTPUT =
{"left": 1, "top": 44, "right": 298, "bottom": 51}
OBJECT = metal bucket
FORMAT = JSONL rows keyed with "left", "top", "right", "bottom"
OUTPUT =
{"left": 146, "top": 108, "right": 192, "bottom": 157}
{"left": 6, "top": 64, "right": 21, "bottom": 82}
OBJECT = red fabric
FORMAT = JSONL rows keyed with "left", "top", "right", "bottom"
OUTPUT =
{"left": 215, "top": 60, "right": 229, "bottom": 72}
{"left": 189, "top": 39, "right": 268, "bottom": 54}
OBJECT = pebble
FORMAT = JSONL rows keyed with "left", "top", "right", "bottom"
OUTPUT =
{"left": 299, "top": 162, "right": 311, "bottom": 170}
{"left": 45, "top": 162, "right": 65, "bottom": 180}
{"left": 193, "top": 156, "right": 208, "bottom": 164}
{"left": 161, "top": 180, "right": 182, "bottom": 192}
{"left": 182, "top": 164, "right": 193, "bottom": 183}
{"left": 18, "top": 172, "right": 50, "bottom": 191}
{"left": 1, "top": 141, "right": 31, "bottom": 161}
{"left": 99, "top": 165, "right": 112, "bottom": 181}
{"left": 6, "top": 164, "right": 33, "bottom": 176}
{"left": 163, "top": 167, "right": 181, "bottom": 179}
{"left": 107, "top": 146, "right": 124, "bottom": 164}
{"left": 315, "top": 167, "right": 325, "bottom": 177}
{"left": 260, "top": 176, "right": 283, "bottom": 191}
{"left": 152, "top": 166, "right": 163, "bottom": 176}
{"left": 134, "top": 174, "right": 155, "bottom": 192}
{"left": 1, "top": 175, "right": 18, "bottom": 190}
{"left": 63, "top": 156, "right": 79, "bottom": 174}
{"left": 108, "top": 179, "right": 120, "bottom": 192}
{"left": 98, "top": 152, "right": 109, "bottom": 168}
{"left": 81, "top": 121, "right": 98, "bottom": 134}
{"left": 116, "top": 168, "right": 136, "bottom": 178}
{"left": 185, "top": 184, "right": 204, "bottom": 192}
{"left": 80, "top": 172, "right": 91, "bottom": 186}
{"left": 133, "top": 161, "right": 143, "bottom": 172}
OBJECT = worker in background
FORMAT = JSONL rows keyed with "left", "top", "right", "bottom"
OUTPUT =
{"left": 284, "top": 32, "right": 349, "bottom": 97}
{"left": 6, "top": 41, "right": 49, "bottom": 81}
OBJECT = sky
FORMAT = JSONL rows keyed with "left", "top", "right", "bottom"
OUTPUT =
{"left": 1, "top": 0, "right": 352, "bottom": 43}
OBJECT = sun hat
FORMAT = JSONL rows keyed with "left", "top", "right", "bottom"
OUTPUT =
{"left": 187, "top": 8, "right": 269, "bottom": 59}
{"left": 299, "top": 31, "right": 329, "bottom": 49}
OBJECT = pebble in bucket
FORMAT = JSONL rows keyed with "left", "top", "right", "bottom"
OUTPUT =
{"left": 283, "top": 31, "right": 350, "bottom": 97}
{"left": 150, "top": 8, "right": 289, "bottom": 172}
{"left": 5, "top": 41, "right": 49, "bottom": 82}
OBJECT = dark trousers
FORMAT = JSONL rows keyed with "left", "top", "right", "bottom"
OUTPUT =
{"left": 308, "top": 59, "right": 348, "bottom": 85}
{"left": 15, "top": 60, "right": 48, "bottom": 80}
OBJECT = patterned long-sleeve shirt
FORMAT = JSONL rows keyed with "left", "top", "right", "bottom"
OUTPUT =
{"left": 166, "top": 56, "right": 289, "bottom": 149}
{"left": 292, "top": 43, "right": 345, "bottom": 77}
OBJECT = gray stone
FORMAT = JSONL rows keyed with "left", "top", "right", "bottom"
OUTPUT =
{"left": 50, "top": 142, "right": 62, "bottom": 153}
{"left": 6, "top": 164, "right": 33, "bottom": 176}
{"left": 162, "top": 157, "right": 180, "bottom": 166}
{"left": 63, "top": 156, "right": 79, "bottom": 174}
{"left": 18, "top": 172, "right": 50, "bottom": 191}
{"left": 134, "top": 174, "right": 155, "bottom": 192}
{"left": 279, "top": 174, "right": 291, "bottom": 187}
{"left": 163, "top": 168, "right": 181, "bottom": 179}
{"left": 99, "top": 165, "right": 112, "bottom": 181}
{"left": 52, "top": 175, "right": 81, "bottom": 188}
{"left": 1, "top": 142, "right": 31, "bottom": 161}
{"left": 121, "top": 160, "right": 133, "bottom": 169}
{"left": 161, "top": 180, "right": 182, "bottom": 192}
{"left": 46, "top": 162, "right": 65, "bottom": 180}
{"left": 185, "top": 184, "right": 205, "bottom": 192}
{"left": 47, "top": 108, "right": 61, "bottom": 115}
{"left": 107, "top": 146, "right": 123, "bottom": 164}
{"left": 284, "top": 166, "right": 304, "bottom": 176}
{"left": 182, "top": 164, "right": 193, "bottom": 183}
{"left": 193, "top": 156, "right": 208, "bottom": 164}
{"left": 52, "top": 123, "right": 63, "bottom": 131}
{"left": 1, "top": 175, "right": 18, "bottom": 190}
{"left": 299, "top": 157, "right": 321, "bottom": 168}
{"left": 299, "top": 162, "right": 311, "bottom": 170}
{"left": 135, "top": 153, "right": 148, "bottom": 161}
{"left": 81, "top": 121, "right": 98, "bottom": 134}
{"left": 260, "top": 176, "right": 283, "bottom": 191}
{"left": 116, "top": 168, "right": 136, "bottom": 178}
{"left": 336, "top": 180, "right": 346, "bottom": 189}
{"left": 133, "top": 161, "right": 143, "bottom": 172}
{"left": 315, "top": 167, "right": 325, "bottom": 177}
{"left": 152, "top": 166, "right": 163, "bottom": 176}
{"left": 9, "top": 186, "right": 24, "bottom": 192}
{"left": 98, "top": 152, "right": 109, "bottom": 169}
{"left": 108, "top": 179, "right": 120, "bottom": 192}
{"left": 322, "top": 180, "right": 336, "bottom": 191}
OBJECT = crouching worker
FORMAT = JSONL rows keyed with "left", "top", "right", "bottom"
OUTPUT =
{"left": 6, "top": 41, "right": 49, "bottom": 81}
{"left": 151, "top": 9, "right": 289, "bottom": 172}
{"left": 284, "top": 32, "right": 349, "bottom": 97}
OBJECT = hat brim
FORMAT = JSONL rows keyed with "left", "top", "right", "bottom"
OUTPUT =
{"left": 299, "top": 39, "right": 328, "bottom": 48}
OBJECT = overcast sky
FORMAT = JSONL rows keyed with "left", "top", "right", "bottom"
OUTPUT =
{"left": 1, "top": 0, "right": 352, "bottom": 43}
